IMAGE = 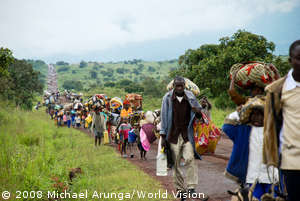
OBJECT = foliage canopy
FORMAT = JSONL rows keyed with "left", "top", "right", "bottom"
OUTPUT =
{"left": 171, "top": 30, "right": 290, "bottom": 108}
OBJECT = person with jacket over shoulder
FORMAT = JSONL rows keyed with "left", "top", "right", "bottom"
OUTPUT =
{"left": 160, "top": 76, "right": 208, "bottom": 201}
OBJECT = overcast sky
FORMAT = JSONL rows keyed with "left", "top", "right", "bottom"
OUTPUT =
{"left": 1, "top": 0, "right": 299, "bottom": 63}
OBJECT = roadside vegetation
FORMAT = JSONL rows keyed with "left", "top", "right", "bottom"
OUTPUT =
{"left": 0, "top": 102, "right": 172, "bottom": 201}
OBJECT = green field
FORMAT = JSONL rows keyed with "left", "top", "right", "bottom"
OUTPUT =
{"left": 0, "top": 102, "right": 173, "bottom": 201}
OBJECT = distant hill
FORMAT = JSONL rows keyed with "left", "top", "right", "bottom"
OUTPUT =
{"left": 27, "top": 59, "right": 179, "bottom": 90}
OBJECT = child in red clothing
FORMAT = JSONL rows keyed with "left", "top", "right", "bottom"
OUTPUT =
{"left": 118, "top": 118, "right": 132, "bottom": 158}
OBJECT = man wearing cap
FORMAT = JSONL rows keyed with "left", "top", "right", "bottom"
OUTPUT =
{"left": 160, "top": 76, "right": 206, "bottom": 200}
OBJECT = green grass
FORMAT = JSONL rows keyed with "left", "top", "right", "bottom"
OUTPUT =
{"left": 0, "top": 102, "right": 172, "bottom": 201}
{"left": 211, "top": 105, "right": 233, "bottom": 128}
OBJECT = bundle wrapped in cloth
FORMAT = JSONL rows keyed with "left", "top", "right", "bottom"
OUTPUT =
{"left": 110, "top": 97, "right": 123, "bottom": 110}
{"left": 167, "top": 77, "right": 200, "bottom": 96}
{"left": 125, "top": 93, "right": 142, "bottom": 110}
{"left": 88, "top": 94, "right": 106, "bottom": 109}
{"left": 230, "top": 61, "right": 280, "bottom": 89}
{"left": 63, "top": 103, "right": 73, "bottom": 111}
{"left": 238, "top": 95, "right": 265, "bottom": 124}
{"left": 193, "top": 112, "right": 221, "bottom": 155}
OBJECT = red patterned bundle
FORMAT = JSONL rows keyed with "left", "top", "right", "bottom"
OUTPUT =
{"left": 230, "top": 61, "right": 280, "bottom": 89}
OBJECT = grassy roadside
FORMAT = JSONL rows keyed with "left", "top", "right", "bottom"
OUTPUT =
{"left": 0, "top": 103, "right": 172, "bottom": 201}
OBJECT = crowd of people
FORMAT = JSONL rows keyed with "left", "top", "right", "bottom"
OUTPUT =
{"left": 40, "top": 40, "right": 299, "bottom": 201}
{"left": 42, "top": 91, "right": 161, "bottom": 162}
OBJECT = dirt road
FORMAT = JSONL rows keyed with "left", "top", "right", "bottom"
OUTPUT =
{"left": 117, "top": 134, "right": 237, "bottom": 201}
{"left": 78, "top": 126, "right": 237, "bottom": 201}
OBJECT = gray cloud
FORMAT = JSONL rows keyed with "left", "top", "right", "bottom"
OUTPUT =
{"left": 0, "top": 0, "right": 299, "bottom": 59}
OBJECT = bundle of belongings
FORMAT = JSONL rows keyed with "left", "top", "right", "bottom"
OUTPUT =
{"left": 167, "top": 77, "right": 200, "bottom": 96}
{"left": 193, "top": 112, "right": 221, "bottom": 155}
{"left": 110, "top": 97, "right": 123, "bottom": 110}
{"left": 129, "top": 111, "right": 144, "bottom": 127}
{"left": 87, "top": 94, "right": 107, "bottom": 110}
{"left": 139, "top": 111, "right": 158, "bottom": 152}
{"left": 238, "top": 96, "right": 266, "bottom": 124}
{"left": 63, "top": 103, "right": 73, "bottom": 111}
{"left": 125, "top": 93, "right": 143, "bottom": 111}
{"left": 230, "top": 61, "right": 280, "bottom": 89}
{"left": 73, "top": 101, "right": 83, "bottom": 110}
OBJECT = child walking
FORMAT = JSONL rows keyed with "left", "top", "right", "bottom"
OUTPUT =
{"left": 222, "top": 97, "right": 279, "bottom": 201}
{"left": 75, "top": 114, "right": 81, "bottom": 128}
{"left": 118, "top": 118, "right": 132, "bottom": 158}
{"left": 128, "top": 123, "right": 139, "bottom": 158}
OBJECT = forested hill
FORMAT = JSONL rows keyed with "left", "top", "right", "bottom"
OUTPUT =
{"left": 27, "top": 59, "right": 178, "bottom": 91}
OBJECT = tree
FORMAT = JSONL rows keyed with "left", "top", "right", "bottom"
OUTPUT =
{"left": 124, "top": 83, "right": 144, "bottom": 93}
{"left": 104, "top": 82, "right": 115, "bottom": 87}
{"left": 93, "top": 66, "right": 99, "bottom": 71}
{"left": 7, "top": 59, "right": 43, "bottom": 109}
{"left": 0, "top": 47, "right": 14, "bottom": 76}
{"left": 90, "top": 70, "right": 98, "bottom": 79}
{"left": 0, "top": 47, "right": 14, "bottom": 95}
{"left": 141, "top": 77, "right": 164, "bottom": 97}
{"left": 56, "top": 61, "right": 69, "bottom": 65}
{"left": 138, "top": 64, "right": 144, "bottom": 71}
{"left": 63, "top": 80, "right": 83, "bottom": 91}
{"left": 116, "top": 68, "right": 125, "bottom": 74}
{"left": 57, "top": 66, "right": 70, "bottom": 72}
{"left": 116, "top": 79, "right": 133, "bottom": 87}
{"left": 132, "top": 68, "right": 140, "bottom": 75}
{"left": 148, "top": 66, "right": 156, "bottom": 72}
{"left": 173, "top": 30, "right": 279, "bottom": 108}
{"left": 79, "top": 61, "right": 87, "bottom": 68}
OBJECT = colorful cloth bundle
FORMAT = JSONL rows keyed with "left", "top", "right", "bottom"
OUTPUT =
{"left": 110, "top": 97, "right": 123, "bottom": 110}
{"left": 129, "top": 111, "right": 144, "bottom": 126}
{"left": 230, "top": 61, "right": 280, "bottom": 89}
{"left": 193, "top": 113, "right": 221, "bottom": 155}
{"left": 87, "top": 94, "right": 107, "bottom": 110}
{"left": 167, "top": 77, "right": 200, "bottom": 96}
{"left": 125, "top": 93, "right": 143, "bottom": 110}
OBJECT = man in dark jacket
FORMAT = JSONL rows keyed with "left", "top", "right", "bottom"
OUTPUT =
{"left": 160, "top": 76, "right": 206, "bottom": 200}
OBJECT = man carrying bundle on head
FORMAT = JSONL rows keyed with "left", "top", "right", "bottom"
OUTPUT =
{"left": 160, "top": 76, "right": 208, "bottom": 201}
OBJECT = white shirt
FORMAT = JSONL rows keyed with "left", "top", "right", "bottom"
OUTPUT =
{"left": 279, "top": 69, "right": 300, "bottom": 152}
{"left": 176, "top": 96, "right": 183, "bottom": 103}
{"left": 246, "top": 126, "right": 278, "bottom": 184}
{"left": 228, "top": 111, "right": 240, "bottom": 121}
{"left": 75, "top": 116, "right": 81, "bottom": 123}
